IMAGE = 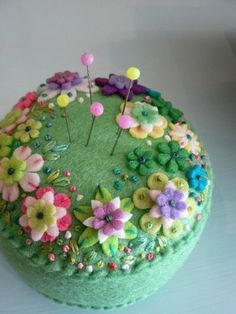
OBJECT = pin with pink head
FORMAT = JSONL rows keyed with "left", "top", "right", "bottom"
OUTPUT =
{"left": 85, "top": 102, "right": 104, "bottom": 147}
{"left": 110, "top": 114, "right": 133, "bottom": 156}
{"left": 81, "top": 52, "right": 94, "bottom": 105}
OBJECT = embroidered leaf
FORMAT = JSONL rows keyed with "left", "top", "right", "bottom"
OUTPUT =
{"left": 78, "top": 228, "right": 98, "bottom": 248}
{"left": 83, "top": 251, "right": 97, "bottom": 263}
{"left": 43, "top": 140, "right": 57, "bottom": 153}
{"left": 145, "top": 240, "right": 156, "bottom": 252}
{"left": 73, "top": 206, "right": 92, "bottom": 223}
{"left": 102, "top": 236, "right": 118, "bottom": 257}
{"left": 124, "top": 222, "right": 138, "bottom": 240}
{"left": 120, "top": 198, "right": 134, "bottom": 212}
{"left": 129, "top": 237, "right": 147, "bottom": 249}
{"left": 52, "top": 144, "right": 69, "bottom": 152}
{"left": 46, "top": 170, "right": 60, "bottom": 183}
{"left": 45, "top": 152, "right": 61, "bottom": 161}
{"left": 51, "top": 177, "right": 71, "bottom": 187}
{"left": 95, "top": 186, "right": 112, "bottom": 203}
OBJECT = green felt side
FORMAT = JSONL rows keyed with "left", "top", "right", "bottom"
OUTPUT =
{"left": 0, "top": 180, "right": 212, "bottom": 309}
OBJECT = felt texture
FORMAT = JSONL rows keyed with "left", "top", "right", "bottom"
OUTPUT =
{"left": 0, "top": 86, "right": 213, "bottom": 309}
{"left": 0, "top": 179, "right": 212, "bottom": 309}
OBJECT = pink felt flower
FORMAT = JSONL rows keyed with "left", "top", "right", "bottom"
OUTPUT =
{"left": 0, "top": 146, "right": 44, "bottom": 202}
{"left": 83, "top": 197, "right": 132, "bottom": 243}
{"left": 0, "top": 108, "right": 30, "bottom": 134}
{"left": 15, "top": 92, "right": 37, "bottom": 110}
{"left": 19, "top": 187, "right": 72, "bottom": 242}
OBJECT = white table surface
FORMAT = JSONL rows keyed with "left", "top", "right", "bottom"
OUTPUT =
{"left": 0, "top": 0, "right": 236, "bottom": 313}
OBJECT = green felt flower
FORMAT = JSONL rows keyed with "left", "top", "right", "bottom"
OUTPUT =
{"left": 128, "top": 147, "right": 156, "bottom": 176}
{"left": 156, "top": 141, "right": 190, "bottom": 173}
{"left": 0, "top": 134, "right": 13, "bottom": 158}
{"left": 0, "top": 156, "right": 26, "bottom": 185}
{"left": 130, "top": 102, "right": 158, "bottom": 124}
{"left": 152, "top": 97, "right": 183, "bottom": 122}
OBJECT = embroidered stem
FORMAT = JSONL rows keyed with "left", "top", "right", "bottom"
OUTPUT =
{"left": 86, "top": 65, "right": 93, "bottom": 105}
{"left": 110, "top": 128, "right": 123, "bottom": 156}
{"left": 63, "top": 108, "right": 72, "bottom": 143}
{"left": 85, "top": 116, "right": 96, "bottom": 147}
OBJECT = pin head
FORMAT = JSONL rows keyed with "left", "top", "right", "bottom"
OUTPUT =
{"left": 126, "top": 67, "right": 140, "bottom": 81}
{"left": 90, "top": 102, "right": 104, "bottom": 117}
{"left": 81, "top": 53, "right": 94, "bottom": 66}
{"left": 118, "top": 114, "right": 133, "bottom": 129}
{"left": 57, "top": 94, "right": 70, "bottom": 108}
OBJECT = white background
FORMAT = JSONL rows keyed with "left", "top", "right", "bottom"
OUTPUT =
{"left": 0, "top": 1, "right": 236, "bottom": 313}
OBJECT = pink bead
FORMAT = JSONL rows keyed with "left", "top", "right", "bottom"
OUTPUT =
{"left": 124, "top": 247, "right": 132, "bottom": 255}
{"left": 69, "top": 185, "right": 77, "bottom": 193}
{"left": 77, "top": 262, "right": 84, "bottom": 270}
{"left": 195, "top": 213, "right": 202, "bottom": 221}
{"left": 146, "top": 252, "right": 154, "bottom": 261}
{"left": 48, "top": 253, "right": 56, "bottom": 262}
{"left": 64, "top": 170, "right": 71, "bottom": 177}
{"left": 90, "top": 102, "right": 104, "bottom": 117}
{"left": 26, "top": 239, "right": 32, "bottom": 246}
{"left": 81, "top": 52, "right": 94, "bottom": 66}
{"left": 118, "top": 115, "right": 133, "bottom": 129}
{"left": 63, "top": 244, "right": 70, "bottom": 253}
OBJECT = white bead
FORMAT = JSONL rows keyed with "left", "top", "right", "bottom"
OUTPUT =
{"left": 48, "top": 102, "right": 55, "bottom": 109}
{"left": 122, "top": 264, "right": 129, "bottom": 270}
{"left": 76, "top": 194, "right": 84, "bottom": 201}
{"left": 146, "top": 140, "right": 152, "bottom": 146}
{"left": 65, "top": 231, "right": 72, "bottom": 239}
{"left": 78, "top": 97, "right": 84, "bottom": 104}
{"left": 86, "top": 265, "right": 93, "bottom": 273}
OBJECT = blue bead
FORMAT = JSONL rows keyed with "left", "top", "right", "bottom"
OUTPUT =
{"left": 33, "top": 141, "right": 41, "bottom": 149}
{"left": 114, "top": 180, "right": 124, "bottom": 190}
{"left": 43, "top": 166, "right": 52, "bottom": 174}
{"left": 44, "top": 134, "right": 52, "bottom": 141}
{"left": 113, "top": 167, "right": 121, "bottom": 176}
{"left": 46, "top": 122, "right": 52, "bottom": 128}
{"left": 130, "top": 175, "right": 138, "bottom": 184}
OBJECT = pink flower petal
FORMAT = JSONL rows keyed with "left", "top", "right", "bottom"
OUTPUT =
{"left": 36, "top": 186, "right": 54, "bottom": 199}
{"left": 93, "top": 218, "right": 105, "bottom": 229}
{"left": 19, "top": 214, "right": 28, "bottom": 227}
{"left": 41, "top": 233, "right": 56, "bottom": 243}
{"left": 98, "top": 229, "right": 109, "bottom": 244}
{"left": 54, "top": 193, "right": 71, "bottom": 209}
{"left": 111, "top": 219, "right": 123, "bottom": 230}
{"left": 83, "top": 217, "right": 95, "bottom": 227}
{"left": 149, "top": 205, "right": 161, "bottom": 218}
{"left": 2, "top": 183, "right": 19, "bottom": 202}
{"left": 91, "top": 200, "right": 103, "bottom": 210}
{"left": 31, "top": 230, "right": 44, "bottom": 241}
{"left": 14, "top": 146, "right": 32, "bottom": 161}
{"left": 47, "top": 226, "right": 59, "bottom": 237}
{"left": 103, "top": 223, "right": 114, "bottom": 236}
{"left": 149, "top": 190, "right": 161, "bottom": 202}
{"left": 120, "top": 211, "right": 132, "bottom": 223}
{"left": 112, "top": 209, "right": 124, "bottom": 220}
{"left": 56, "top": 206, "right": 66, "bottom": 219}
{"left": 113, "top": 229, "right": 125, "bottom": 239}
{"left": 19, "top": 172, "right": 40, "bottom": 192}
{"left": 93, "top": 207, "right": 105, "bottom": 219}
{"left": 26, "top": 154, "right": 44, "bottom": 172}
{"left": 41, "top": 191, "right": 54, "bottom": 205}
{"left": 162, "top": 217, "right": 174, "bottom": 228}
{"left": 110, "top": 197, "right": 120, "bottom": 209}
{"left": 24, "top": 196, "right": 36, "bottom": 209}
{"left": 57, "top": 214, "right": 72, "bottom": 231}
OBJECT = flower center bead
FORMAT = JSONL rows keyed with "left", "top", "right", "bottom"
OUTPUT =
{"left": 7, "top": 168, "right": 15, "bottom": 175}
{"left": 105, "top": 215, "right": 113, "bottom": 222}
{"left": 168, "top": 200, "right": 176, "bottom": 207}
{"left": 142, "top": 111, "right": 148, "bottom": 117}
{"left": 138, "top": 156, "right": 146, "bottom": 164}
{"left": 187, "top": 134, "right": 192, "bottom": 140}
{"left": 171, "top": 152, "right": 179, "bottom": 158}
{"left": 25, "top": 126, "right": 32, "bottom": 132}
{"left": 36, "top": 212, "right": 44, "bottom": 220}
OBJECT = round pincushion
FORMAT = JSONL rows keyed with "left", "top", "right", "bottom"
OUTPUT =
{"left": 0, "top": 71, "right": 213, "bottom": 309}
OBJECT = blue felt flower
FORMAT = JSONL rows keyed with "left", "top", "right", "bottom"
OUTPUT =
{"left": 187, "top": 165, "right": 208, "bottom": 192}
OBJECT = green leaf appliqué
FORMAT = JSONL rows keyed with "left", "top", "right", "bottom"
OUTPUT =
{"left": 78, "top": 228, "right": 98, "bottom": 248}
{"left": 73, "top": 206, "right": 92, "bottom": 223}
{"left": 95, "top": 186, "right": 112, "bottom": 204}
{"left": 124, "top": 221, "right": 138, "bottom": 240}
{"left": 120, "top": 198, "right": 134, "bottom": 212}
{"left": 102, "top": 236, "right": 118, "bottom": 257}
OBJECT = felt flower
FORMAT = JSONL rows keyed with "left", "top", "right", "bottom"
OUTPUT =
{"left": 156, "top": 141, "right": 190, "bottom": 173}
{"left": 95, "top": 74, "right": 147, "bottom": 100}
{"left": 14, "top": 119, "right": 42, "bottom": 143}
{"left": 83, "top": 197, "right": 132, "bottom": 243}
{"left": 76, "top": 77, "right": 99, "bottom": 93}
{"left": 0, "top": 134, "right": 13, "bottom": 158}
{"left": 0, "top": 108, "right": 29, "bottom": 134}
{"left": 118, "top": 101, "right": 167, "bottom": 139}
{"left": 19, "top": 187, "right": 71, "bottom": 241}
{"left": 0, "top": 146, "right": 44, "bottom": 202}
{"left": 187, "top": 165, "right": 208, "bottom": 192}
{"left": 168, "top": 123, "right": 201, "bottom": 155}
{"left": 37, "top": 71, "right": 83, "bottom": 103}
{"left": 127, "top": 147, "right": 156, "bottom": 176}
{"left": 15, "top": 92, "right": 37, "bottom": 110}
{"left": 149, "top": 180, "right": 188, "bottom": 228}
{"left": 151, "top": 97, "right": 183, "bottom": 122}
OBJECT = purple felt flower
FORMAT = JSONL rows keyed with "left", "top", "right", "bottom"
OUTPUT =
{"left": 149, "top": 181, "right": 188, "bottom": 228}
{"left": 95, "top": 74, "right": 147, "bottom": 100}
{"left": 156, "top": 187, "right": 186, "bottom": 220}
{"left": 83, "top": 197, "right": 132, "bottom": 243}
{"left": 46, "top": 71, "right": 82, "bottom": 91}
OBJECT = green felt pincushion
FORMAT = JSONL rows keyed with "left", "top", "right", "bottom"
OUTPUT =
{"left": 0, "top": 71, "right": 213, "bottom": 309}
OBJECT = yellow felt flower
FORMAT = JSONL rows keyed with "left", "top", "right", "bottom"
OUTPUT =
{"left": 14, "top": 119, "right": 42, "bottom": 143}
{"left": 0, "top": 133, "right": 13, "bottom": 158}
{"left": 118, "top": 101, "right": 167, "bottom": 139}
